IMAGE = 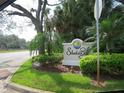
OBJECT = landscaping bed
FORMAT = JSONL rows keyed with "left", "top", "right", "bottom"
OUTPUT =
{"left": 32, "top": 53, "right": 81, "bottom": 74}
{"left": 11, "top": 60, "right": 124, "bottom": 93}
{"left": 37, "top": 63, "right": 80, "bottom": 73}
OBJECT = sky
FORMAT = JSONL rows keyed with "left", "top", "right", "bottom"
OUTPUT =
{"left": 4, "top": 0, "right": 59, "bottom": 41}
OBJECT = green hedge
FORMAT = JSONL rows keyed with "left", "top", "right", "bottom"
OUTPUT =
{"left": 80, "top": 54, "right": 124, "bottom": 76}
{"left": 32, "top": 53, "right": 63, "bottom": 64}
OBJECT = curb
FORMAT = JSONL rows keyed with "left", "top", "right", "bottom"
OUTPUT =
{"left": 4, "top": 59, "right": 54, "bottom": 93}
{"left": 7, "top": 82, "right": 54, "bottom": 93}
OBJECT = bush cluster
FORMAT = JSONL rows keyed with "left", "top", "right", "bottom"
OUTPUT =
{"left": 80, "top": 53, "right": 124, "bottom": 76}
{"left": 32, "top": 53, "right": 63, "bottom": 64}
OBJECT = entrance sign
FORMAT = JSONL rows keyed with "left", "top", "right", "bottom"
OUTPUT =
{"left": 63, "top": 39, "right": 91, "bottom": 66}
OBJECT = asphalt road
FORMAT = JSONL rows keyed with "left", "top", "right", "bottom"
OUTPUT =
{"left": 0, "top": 51, "right": 30, "bottom": 93}
{"left": 0, "top": 51, "right": 30, "bottom": 73}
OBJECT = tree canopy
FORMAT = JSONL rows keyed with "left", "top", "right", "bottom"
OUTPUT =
{"left": 0, "top": 34, "right": 27, "bottom": 49}
{"left": 3, "top": 0, "right": 124, "bottom": 54}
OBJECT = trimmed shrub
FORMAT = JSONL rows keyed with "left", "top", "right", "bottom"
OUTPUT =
{"left": 32, "top": 53, "right": 63, "bottom": 64}
{"left": 80, "top": 53, "right": 124, "bottom": 76}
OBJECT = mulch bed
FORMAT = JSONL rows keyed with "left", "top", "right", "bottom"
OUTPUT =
{"left": 36, "top": 63, "right": 81, "bottom": 74}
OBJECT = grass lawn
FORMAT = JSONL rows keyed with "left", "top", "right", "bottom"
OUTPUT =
{"left": 0, "top": 50, "right": 28, "bottom": 53}
{"left": 11, "top": 60, "right": 124, "bottom": 93}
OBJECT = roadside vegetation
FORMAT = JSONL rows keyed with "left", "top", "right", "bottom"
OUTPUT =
{"left": 0, "top": 50, "right": 28, "bottom": 53}
{"left": 0, "top": 34, "right": 29, "bottom": 52}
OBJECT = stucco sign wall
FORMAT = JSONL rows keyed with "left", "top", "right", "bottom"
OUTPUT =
{"left": 63, "top": 38, "right": 91, "bottom": 66}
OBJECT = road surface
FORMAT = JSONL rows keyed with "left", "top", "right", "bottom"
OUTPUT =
{"left": 0, "top": 51, "right": 30, "bottom": 93}
{"left": 0, "top": 51, "right": 30, "bottom": 73}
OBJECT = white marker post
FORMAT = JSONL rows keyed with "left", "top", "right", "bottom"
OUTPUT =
{"left": 94, "top": 0, "right": 102, "bottom": 84}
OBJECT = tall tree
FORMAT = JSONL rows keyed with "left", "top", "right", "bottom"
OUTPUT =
{"left": 8, "top": 0, "right": 63, "bottom": 54}
{"left": 0, "top": 34, "right": 27, "bottom": 49}
{"left": 100, "top": 4, "right": 124, "bottom": 53}
{"left": 29, "top": 8, "right": 62, "bottom": 56}
{"left": 53, "top": 0, "right": 113, "bottom": 42}
{"left": 86, "top": 2, "right": 124, "bottom": 53}
{"left": 53, "top": 0, "right": 84, "bottom": 41}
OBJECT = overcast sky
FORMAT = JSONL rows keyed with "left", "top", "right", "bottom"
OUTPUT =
{"left": 5, "top": 0, "right": 59, "bottom": 41}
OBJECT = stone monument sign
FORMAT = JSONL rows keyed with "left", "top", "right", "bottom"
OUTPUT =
{"left": 63, "top": 38, "right": 91, "bottom": 66}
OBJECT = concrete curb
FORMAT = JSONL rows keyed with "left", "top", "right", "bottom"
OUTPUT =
{"left": 4, "top": 60, "right": 54, "bottom": 93}
{"left": 6, "top": 71, "right": 54, "bottom": 93}
{"left": 7, "top": 82, "right": 54, "bottom": 93}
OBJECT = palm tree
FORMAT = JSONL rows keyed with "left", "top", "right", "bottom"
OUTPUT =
{"left": 100, "top": 13, "right": 124, "bottom": 53}
{"left": 53, "top": 0, "right": 95, "bottom": 42}
{"left": 53, "top": 0, "right": 114, "bottom": 43}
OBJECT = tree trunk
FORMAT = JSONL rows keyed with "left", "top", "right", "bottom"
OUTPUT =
{"left": 106, "top": 42, "right": 109, "bottom": 53}
{"left": 39, "top": 45, "right": 45, "bottom": 55}
{"left": 48, "top": 32, "right": 52, "bottom": 56}
{"left": 38, "top": 0, "right": 47, "bottom": 55}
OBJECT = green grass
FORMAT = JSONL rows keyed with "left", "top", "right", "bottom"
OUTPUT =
{"left": 0, "top": 50, "right": 28, "bottom": 53}
{"left": 11, "top": 60, "right": 124, "bottom": 93}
